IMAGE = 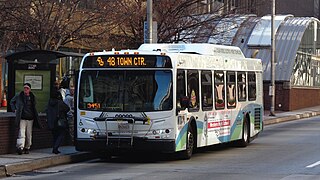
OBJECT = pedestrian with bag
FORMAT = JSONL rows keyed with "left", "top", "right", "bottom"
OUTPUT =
{"left": 10, "top": 83, "right": 41, "bottom": 155}
{"left": 46, "top": 91, "right": 70, "bottom": 154}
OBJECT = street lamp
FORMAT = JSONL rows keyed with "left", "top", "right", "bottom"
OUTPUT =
{"left": 146, "top": 0, "right": 153, "bottom": 44}
{"left": 270, "top": 0, "right": 276, "bottom": 116}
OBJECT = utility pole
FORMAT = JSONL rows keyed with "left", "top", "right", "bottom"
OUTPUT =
{"left": 146, "top": 0, "right": 153, "bottom": 44}
{"left": 270, "top": 0, "right": 276, "bottom": 116}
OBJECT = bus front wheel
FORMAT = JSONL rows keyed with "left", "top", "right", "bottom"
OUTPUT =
{"left": 180, "top": 125, "right": 195, "bottom": 160}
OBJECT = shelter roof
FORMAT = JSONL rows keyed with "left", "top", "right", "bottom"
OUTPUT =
{"left": 5, "top": 50, "right": 83, "bottom": 64}
{"left": 233, "top": 16, "right": 318, "bottom": 81}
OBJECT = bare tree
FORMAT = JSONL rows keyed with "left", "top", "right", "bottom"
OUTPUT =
{"left": 154, "top": 0, "right": 222, "bottom": 43}
{"left": 0, "top": 0, "right": 116, "bottom": 51}
{"left": 154, "top": 0, "right": 269, "bottom": 43}
{"left": 106, "top": 0, "right": 147, "bottom": 50}
{"left": 108, "top": 0, "right": 269, "bottom": 49}
{"left": 0, "top": 0, "right": 269, "bottom": 52}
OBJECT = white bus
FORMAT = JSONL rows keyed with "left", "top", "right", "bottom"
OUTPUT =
{"left": 75, "top": 43, "right": 263, "bottom": 159}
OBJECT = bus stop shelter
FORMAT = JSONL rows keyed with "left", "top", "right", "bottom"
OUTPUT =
{"left": 5, "top": 50, "right": 83, "bottom": 112}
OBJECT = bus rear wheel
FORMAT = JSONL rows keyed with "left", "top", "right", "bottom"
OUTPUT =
{"left": 235, "top": 118, "right": 250, "bottom": 147}
{"left": 180, "top": 125, "right": 194, "bottom": 160}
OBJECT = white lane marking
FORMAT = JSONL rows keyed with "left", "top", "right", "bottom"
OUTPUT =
{"left": 306, "top": 161, "right": 320, "bottom": 168}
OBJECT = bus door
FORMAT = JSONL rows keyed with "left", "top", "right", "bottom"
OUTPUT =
{"left": 176, "top": 70, "right": 188, "bottom": 151}
{"left": 176, "top": 70, "right": 188, "bottom": 123}
{"left": 176, "top": 69, "right": 201, "bottom": 149}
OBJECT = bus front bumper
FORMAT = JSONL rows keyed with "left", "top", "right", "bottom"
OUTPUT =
{"left": 75, "top": 137, "right": 176, "bottom": 153}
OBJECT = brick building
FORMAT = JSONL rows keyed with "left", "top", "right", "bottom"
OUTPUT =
{"left": 254, "top": 0, "right": 320, "bottom": 19}
{"left": 197, "top": 0, "right": 320, "bottom": 18}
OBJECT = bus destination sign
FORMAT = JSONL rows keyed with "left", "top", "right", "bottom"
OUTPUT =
{"left": 103, "top": 56, "right": 146, "bottom": 67}
{"left": 83, "top": 55, "right": 172, "bottom": 68}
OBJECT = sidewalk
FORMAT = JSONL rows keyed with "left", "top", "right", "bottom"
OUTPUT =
{"left": 1, "top": 106, "right": 320, "bottom": 178}
{"left": 0, "top": 146, "right": 98, "bottom": 177}
{"left": 263, "top": 105, "right": 320, "bottom": 125}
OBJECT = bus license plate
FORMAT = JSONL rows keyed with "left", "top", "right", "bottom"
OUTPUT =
{"left": 118, "top": 122, "right": 129, "bottom": 131}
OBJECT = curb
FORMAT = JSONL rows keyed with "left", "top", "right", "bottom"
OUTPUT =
{"left": 264, "top": 111, "right": 320, "bottom": 126}
{"left": 0, "top": 166, "right": 5, "bottom": 177}
{"left": 1, "top": 152, "right": 97, "bottom": 177}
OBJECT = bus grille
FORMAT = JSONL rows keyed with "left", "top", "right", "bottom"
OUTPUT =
{"left": 254, "top": 108, "right": 261, "bottom": 129}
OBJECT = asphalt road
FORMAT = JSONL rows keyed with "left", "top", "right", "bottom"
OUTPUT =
{"left": 3, "top": 116, "right": 320, "bottom": 180}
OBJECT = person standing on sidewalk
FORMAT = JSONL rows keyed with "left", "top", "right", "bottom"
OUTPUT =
{"left": 59, "top": 76, "right": 70, "bottom": 100}
{"left": 46, "top": 91, "right": 70, "bottom": 154}
{"left": 10, "top": 83, "right": 41, "bottom": 155}
{"left": 64, "top": 85, "right": 74, "bottom": 143}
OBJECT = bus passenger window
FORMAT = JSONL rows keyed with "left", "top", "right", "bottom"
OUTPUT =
{"left": 176, "top": 70, "right": 186, "bottom": 109}
{"left": 187, "top": 70, "right": 199, "bottom": 111}
{"left": 248, "top": 73, "right": 256, "bottom": 101}
{"left": 227, "top": 72, "right": 236, "bottom": 108}
{"left": 201, "top": 71, "right": 213, "bottom": 111}
{"left": 237, "top": 72, "right": 246, "bottom": 101}
{"left": 214, "top": 71, "right": 225, "bottom": 110}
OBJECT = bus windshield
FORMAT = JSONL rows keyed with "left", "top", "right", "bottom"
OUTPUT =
{"left": 79, "top": 70, "right": 173, "bottom": 112}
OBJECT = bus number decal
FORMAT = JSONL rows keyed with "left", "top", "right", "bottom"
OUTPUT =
{"left": 107, "top": 57, "right": 116, "bottom": 66}
{"left": 97, "top": 57, "right": 104, "bottom": 66}
{"left": 87, "top": 103, "right": 101, "bottom": 109}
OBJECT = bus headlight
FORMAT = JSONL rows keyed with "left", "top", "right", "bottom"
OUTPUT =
{"left": 151, "top": 128, "right": 172, "bottom": 138}
{"left": 87, "top": 129, "right": 97, "bottom": 135}
{"left": 80, "top": 128, "right": 98, "bottom": 137}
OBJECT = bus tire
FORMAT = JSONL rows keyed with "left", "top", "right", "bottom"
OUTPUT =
{"left": 180, "top": 124, "right": 195, "bottom": 160}
{"left": 236, "top": 117, "right": 250, "bottom": 147}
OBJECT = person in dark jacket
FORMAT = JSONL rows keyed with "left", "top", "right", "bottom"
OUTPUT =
{"left": 10, "top": 83, "right": 41, "bottom": 155}
{"left": 46, "top": 91, "right": 70, "bottom": 154}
